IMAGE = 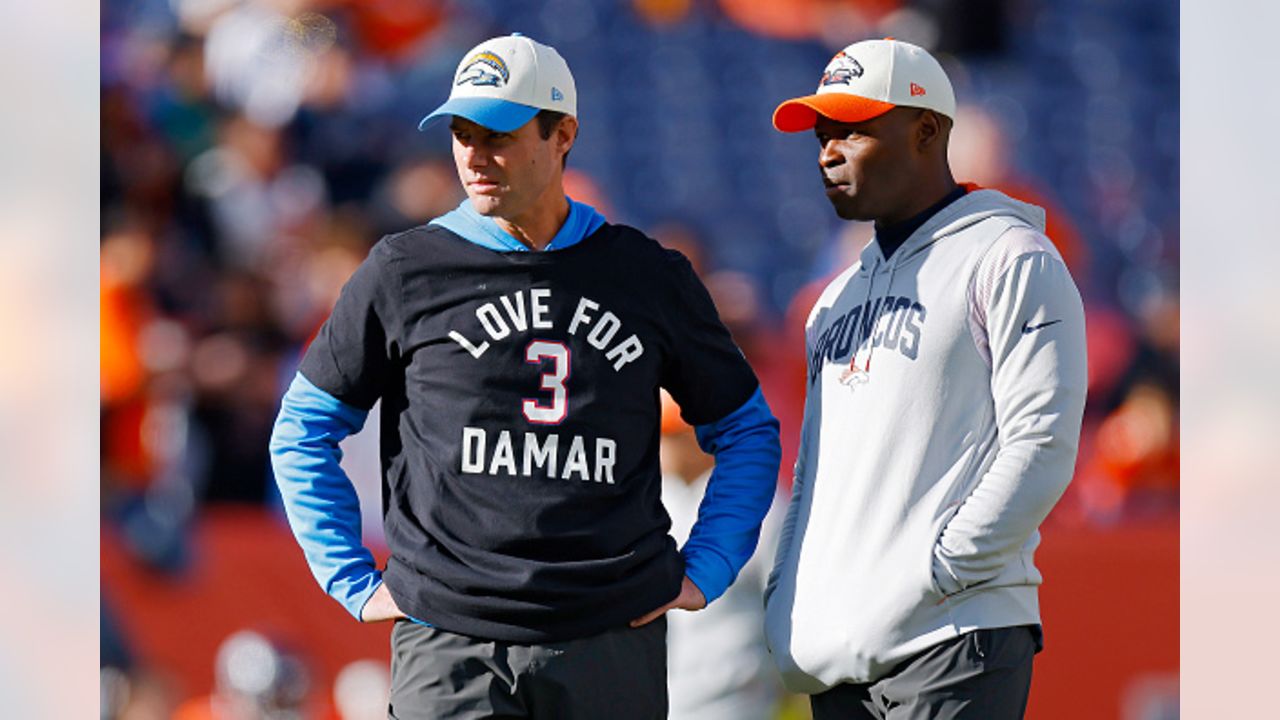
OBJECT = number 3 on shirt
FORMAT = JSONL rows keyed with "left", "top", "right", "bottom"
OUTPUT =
{"left": 523, "top": 340, "right": 570, "bottom": 424}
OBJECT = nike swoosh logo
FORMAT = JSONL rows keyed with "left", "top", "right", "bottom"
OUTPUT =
{"left": 1021, "top": 319, "right": 1062, "bottom": 334}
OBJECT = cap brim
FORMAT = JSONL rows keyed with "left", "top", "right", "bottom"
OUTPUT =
{"left": 418, "top": 97, "right": 541, "bottom": 133}
{"left": 772, "top": 93, "right": 897, "bottom": 132}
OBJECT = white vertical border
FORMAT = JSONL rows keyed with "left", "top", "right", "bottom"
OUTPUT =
{"left": 0, "top": 0, "right": 100, "bottom": 716}
{"left": 1182, "top": 1, "right": 1280, "bottom": 716}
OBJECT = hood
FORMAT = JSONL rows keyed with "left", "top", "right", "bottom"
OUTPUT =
{"left": 429, "top": 197, "right": 606, "bottom": 253}
{"left": 857, "top": 188, "right": 1046, "bottom": 275}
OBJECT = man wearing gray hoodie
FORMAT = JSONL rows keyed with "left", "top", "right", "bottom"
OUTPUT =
{"left": 763, "top": 38, "right": 1088, "bottom": 719}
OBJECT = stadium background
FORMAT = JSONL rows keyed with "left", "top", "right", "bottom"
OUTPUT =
{"left": 99, "top": 0, "right": 1178, "bottom": 718}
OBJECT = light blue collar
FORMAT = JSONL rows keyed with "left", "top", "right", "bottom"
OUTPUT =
{"left": 429, "top": 198, "right": 607, "bottom": 253}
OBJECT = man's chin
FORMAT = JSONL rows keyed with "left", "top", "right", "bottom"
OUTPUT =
{"left": 828, "top": 198, "right": 860, "bottom": 221}
{"left": 467, "top": 195, "right": 502, "bottom": 216}
{"left": 828, "top": 196, "right": 875, "bottom": 222}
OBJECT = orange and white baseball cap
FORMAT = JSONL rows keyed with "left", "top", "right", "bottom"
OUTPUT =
{"left": 773, "top": 38, "right": 955, "bottom": 133}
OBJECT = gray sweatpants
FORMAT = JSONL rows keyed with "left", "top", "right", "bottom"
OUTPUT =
{"left": 388, "top": 618, "right": 668, "bottom": 720}
{"left": 810, "top": 625, "right": 1041, "bottom": 720}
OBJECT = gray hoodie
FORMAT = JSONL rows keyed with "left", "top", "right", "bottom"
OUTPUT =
{"left": 764, "top": 189, "right": 1088, "bottom": 692}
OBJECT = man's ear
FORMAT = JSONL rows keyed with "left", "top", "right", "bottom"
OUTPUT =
{"left": 916, "top": 110, "right": 944, "bottom": 153}
{"left": 556, "top": 115, "right": 579, "bottom": 157}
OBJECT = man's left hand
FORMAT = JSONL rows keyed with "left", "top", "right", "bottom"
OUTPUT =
{"left": 360, "top": 582, "right": 407, "bottom": 623}
{"left": 629, "top": 575, "right": 707, "bottom": 627}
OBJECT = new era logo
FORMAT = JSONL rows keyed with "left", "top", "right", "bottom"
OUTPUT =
{"left": 910, "top": 82, "right": 926, "bottom": 97}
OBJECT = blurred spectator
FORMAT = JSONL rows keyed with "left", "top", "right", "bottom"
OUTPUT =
{"left": 714, "top": 0, "right": 1006, "bottom": 54}
{"left": 631, "top": 0, "right": 694, "bottom": 27}
{"left": 1117, "top": 292, "right": 1180, "bottom": 408}
{"left": 101, "top": 665, "right": 177, "bottom": 720}
{"left": 185, "top": 113, "right": 326, "bottom": 269}
{"left": 101, "top": 220, "right": 202, "bottom": 571}
{"left": 339, "top": 0, "right": 449, "bottom": 61}
{"left": 102, "top": 223, "right": 158, "bottom": 409}
{"left": 949, "top": 103, "right": 1089, "bottom": 276}
{"left": 1079, "top": 304, "right": 1140, "bottom": 418}
{"left": 563, "top": 167, "right": 615, "bottom": 219}
{"left": 188, "top": 329, "right": 285, "bottom": 504}
{"left": 332, "top": 659, "right": 391, "bottom": 720}
{"left": 264, "top": 207, "right": 372, "bottom": 341}
{"left": 201, "top": 2, "right": 337, "bottom": 128}
{"left": 101, "top": 666, "right": 131, "bottom": 720}
{"left": 151, "top": 33, "right": 219, "bottom": 165}
{"left": 651, "top": 219, "right": 774, "bottom": 362}
{"left": 715, "top": 0, "right": 899, "bottom": 42}
{"left": 659, "top": 391, "right": 785, "bottom": 720}
{"left": 102, "top": 86, "right": 185, "bottom": 230}
{"left": 1074, "top": 381, "right": 1179, "bottom": 523}
{"left": 173, "top": 630, "right": 312, "bottom": 720}
{"left": 1067, "top": 292, "right": 1179, "bottom": 523}
{"left": 112, "top": 370, "right": 201, "bottom": 571}
{"left": 101, "top": 596, "right": 178, "bottom": 720}
{"left": 903, "top": 0, "right": 1009, "bottom": 57}
{"left": 367, "top": 157, "right": 464, "bottom": 236}
{"left": 652, "top": 220, "right": 709, "bottom": 276}
{"left": 705, "top": 270, "right": 765, "bottom": 345}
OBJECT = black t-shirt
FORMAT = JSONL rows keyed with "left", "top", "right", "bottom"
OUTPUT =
{"left": 299, "top": 222, "right": 758, "bottom": 642}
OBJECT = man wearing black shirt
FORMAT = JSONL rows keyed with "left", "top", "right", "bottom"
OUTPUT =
{"left": 269, "top": 33, "right": 781, "bottom": 720}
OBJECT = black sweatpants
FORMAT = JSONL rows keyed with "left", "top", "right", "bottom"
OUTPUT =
{"left": 810, "top": 625, "right": 1041, "bottom": 720}
{"left": 388, "top": 617, "right": 668, "bottom": 720}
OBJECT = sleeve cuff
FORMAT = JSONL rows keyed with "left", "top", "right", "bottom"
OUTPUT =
{"left": 682, "top": 550, "right": 733, "bottom": 605}
{"left": 344, "top": 570, "right": 384, "bottom": 620}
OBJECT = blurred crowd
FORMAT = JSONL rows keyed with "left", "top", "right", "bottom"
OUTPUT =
{"left": 100, "top": 0, "right": 1178, "bottom": 717}
{"left": 103, "top": 627, "right": 390, "bottom": 719}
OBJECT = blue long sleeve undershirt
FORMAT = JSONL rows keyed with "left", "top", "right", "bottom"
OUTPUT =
{"left": 269, "top": 373, "right": 382, "bottom": 619}
{"left": 683, "top": 386, "right": 781, "bottom": 603}
{"left": 269, "top": 373, "right": 780, "bottom": 617}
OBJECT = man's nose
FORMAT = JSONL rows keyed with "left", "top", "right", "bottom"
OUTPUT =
{"left": 460, "top": 141, "right": 489, "bottom": 168}
{"left": 819, "top": 140, "right": 841, "bottom": 168}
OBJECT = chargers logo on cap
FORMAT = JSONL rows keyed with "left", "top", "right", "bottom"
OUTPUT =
{"left": 820, "top": 52, "right": 864, "bottom": 87}
{"left": 456, "top": 51, "right": 510, "bottom": 87}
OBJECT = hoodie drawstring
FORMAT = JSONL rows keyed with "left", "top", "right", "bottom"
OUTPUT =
{"left": 845, "top": 254, "right": 900, "bottom": 381}
{"left": 845, "top": 259, "right": 878, "bottom": 378}
{"left": 862, "top": 259, "right": 899, "bottom": 374}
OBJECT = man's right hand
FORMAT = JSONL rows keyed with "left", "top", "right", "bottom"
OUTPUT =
{"left": 360, "top": 582, "right": 408, "bottom": 623}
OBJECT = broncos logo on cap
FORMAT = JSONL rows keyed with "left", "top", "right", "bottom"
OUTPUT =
{"left": 820, "top": 52, "right": 864, "bottom": 87}
{"left": 456, "top": 51, "right": 510, "bottom": 88}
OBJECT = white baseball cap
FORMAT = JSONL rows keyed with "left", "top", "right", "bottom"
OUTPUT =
{"left": 773, "top": 38, "right": 955, "bottom": 132}
{"left": 419, "top": 33, "right": 577, "bottom": 133}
